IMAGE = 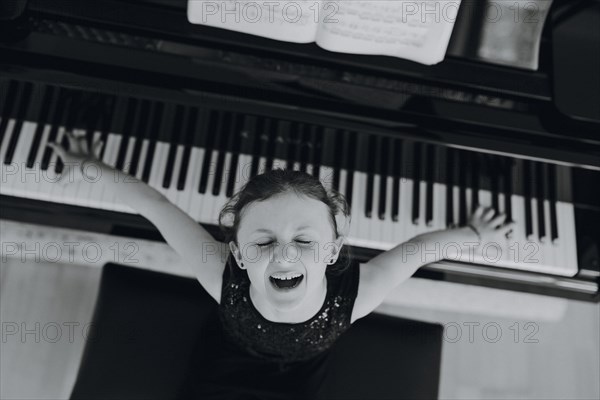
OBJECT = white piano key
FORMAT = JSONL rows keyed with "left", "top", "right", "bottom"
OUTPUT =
{"left": 200, "top": 149, "right": 219, "bottom": 224}
{"left": 399, "top": 176, "right": 415, "bottom": 242}
{"left": 5, "top": 122, "right": 37, "bottom": 197}
{"left": 233, "top": 153, "right": 251, "bottom": 196}
{"left": 148, "top": 142, "right": 169, "bottom": 197}
{"left": 348, "top": 171, "right": 365, "bottom": 244}
{"left": 122, "top": 136, "right": 136, "bottom": 175}
{"left": 414, "top": 180, "right": 427, "bottom": 237}
{"left": 0, "top": 119, "right": 17, "bottom": 162}
{"left": 257, "top": 156, "right": 267, "bottom": 175}
{"left": 305, "top": 163, "right": 314, "bottom": 176}
{"left": 433, "top": 182, "right": 446, "bottom": 232}
{"left": 30, "top": 124, "right": 56, "bottom": 202}
{"left": 76, "top": 131, "right": 104, "bottom": 209}
{"left": 48, "top": 127, "right": 68, "bottom": 201}
{"left": 134, "top": 139, "right": 150, "bottom": 181}
{"left": 272, "top": 157, "right": 287, "bottom": 171}
{"left": 369, "top": 174, "right": 381, "bottom": 243}
{"left": 319, "top": 165, "right": 335, "bottom": 192}
{"left": 179, "top": 146, "right": 201, "bottom": 216}
{"left": 338, "top": 169, "right": 347, "bottom": 199}
{"left": 165, "top": 144, "right": 184, "bottom": 206}
{"left": 381, "top": 175, "right": 394, "bottom": 245}
{"left": 97, "top": 133, "right": 122, "bottom": 210}
{"left": 211, "top": 152, "right": 233, "bottom": 225}
{"left": 464, "top": 186, "right": 473, "bottom": 226}
{"left": 59, "top": 128, "right": 87, "bottom": 206}
{"left": 188, "top": 147, "right": 207, "bottom": 222}
{"left": 479, "top": 188, "right": 492, "bottom": 209}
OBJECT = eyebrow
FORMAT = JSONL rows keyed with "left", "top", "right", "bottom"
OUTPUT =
{"left": 252, "top": 225, "right": 315, "bottom": 234}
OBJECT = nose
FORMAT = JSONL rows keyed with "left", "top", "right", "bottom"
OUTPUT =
{"left": 270, "top": 241, "right": 300, "bottom": 264}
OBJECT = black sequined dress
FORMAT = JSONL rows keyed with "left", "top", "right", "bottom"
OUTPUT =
{"left": 177, "top": 254, "right": 360, "bottom": 400}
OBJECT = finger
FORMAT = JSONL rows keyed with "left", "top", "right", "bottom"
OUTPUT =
{"left": 93, "top": 139, "right": 104, "bottom": 159}
{"left": 473, "top": 205, "right": 484, "bottom": 219}
{"left": 501, "top": 221, "right": 516, "bottom": 234}
{"left": 46, "top": 142, "right": 67, "bottom": 160}
{"left": 489, "top": 213, "right": 507, "bottom": 227}
{"left": 482, "top": 207, "right": 495, "bottom": 222}
{"left": 65, "top": 130, "right": 81, "bottom": 153}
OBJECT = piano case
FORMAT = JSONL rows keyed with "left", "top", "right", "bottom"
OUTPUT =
{"left": 69, "top": 263, "right": 444, "bottom": 400}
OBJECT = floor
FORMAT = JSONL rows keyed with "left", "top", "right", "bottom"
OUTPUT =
{"left": 1, "top": 256, "right": 599, "bottom": 400}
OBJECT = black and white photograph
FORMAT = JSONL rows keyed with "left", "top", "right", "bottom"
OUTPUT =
{"left": 1, "top": 1, "right": 599, "bottom": 399}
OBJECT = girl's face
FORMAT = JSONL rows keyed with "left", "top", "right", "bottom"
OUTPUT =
{"left": 230, "top": 191, "right": 344, "bottom": 313}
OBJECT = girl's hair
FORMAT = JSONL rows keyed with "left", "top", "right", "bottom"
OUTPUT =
{"left": 218, "top": 168, "right": 352, "bottom": 276}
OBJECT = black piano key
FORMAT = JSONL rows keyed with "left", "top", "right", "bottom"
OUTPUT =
{"left": 536, "top": 162, "right": 547, "bottom": 242}
{"left": 0, "top": 80, "right": 20, "bottom": 144}
{"left": 4, "top": 82, "right": 33, "bottom": 165}
{"left": 213, "top": 111, "right": 232, "bottom": 196}
{"left": 27, "top": 85, "right": 56, "bottom": 168}
{"left": 490, "top": 156, "right": 500, "bottom": 213}
{"left": 458, "top": 149, "right": 468, "bottom": 226}
{"left": 238, "top": 114, "right": 257, "bottom": 179}
{"left": 162, "top": 104, "right": 186, "bottom": 189}
{"left": 141, "top": 101, "right": 164, "bottom": 183}
{"left": 263, "top": 118, "right": 277, "bottom": 171}
{"left": 41, "top": 89, "right": 69, "bottom": 170}
{"left": 115, "top": 98, "right": 139, "bottom": 171}
{"left": 55, "top": 93, "right": 83, "bottom": 174}
{"left": 378, "top": 136, "right": 388, "bottom": 220}
{"left": 226, "top": 113, "right": 244, "bottom": 197}
{"left": 345, "top": 131, "right": 357, "bottom": 208}
{"left": 304, "top": 125, "right": 319, "bottom": 175}
{"left": 547, "top": 163, "right": 559, "bottom": 242}
{"left": 365, "top": 134, "right": 376, "bottom": 219}
{"left": 288, "top": 121, "right": 302, "bottom": 169}
{"left": 177, "top": 106, "right": 199, "bottom": 191}
{"left": 523, "top": 160, "right": 534, "bottom": 239}
{"left": 425, "top": 144, "right": 435, "bottom": 226}
{"left": 297, "top": 123, "right": 309, "bottom": 173}
{"left": 312, "top": 125, "right": 324, "bottom": 179}
{"left": 127, "top": 99, "right": 150, "bottom": 177}
{"left": 273, "top": 120, "right": 291, "bottom": 168}
{"left": 471, "top": 153, "right": 480, "bottom": 212}
{"left": 445, "top": 147, "right": 455, "bottom": 228}
{"left": 339, "top": 129, "right": 351, "bottom": 197}
{"left": 411, "top": 142, "right": 422, "bottom": 225}
{"left": 199, "top": 110, "right": 220, "bottom": 192}
{"left": 504, "top": 158, "right": 514, "bottom": 223}
{"left": 391, "top": 138, "right": 402, "bottom": 222}
{"left": 332, "top": 129, "right": 343, "bottom": 191}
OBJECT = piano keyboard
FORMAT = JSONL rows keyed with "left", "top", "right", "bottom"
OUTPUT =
{"left": 0, "top": 80, "right": 579, "bottom": 277}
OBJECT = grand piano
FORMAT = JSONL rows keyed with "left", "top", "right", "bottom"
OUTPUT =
{"left": 1, "top": 0, "right": 599, "bottom": 303}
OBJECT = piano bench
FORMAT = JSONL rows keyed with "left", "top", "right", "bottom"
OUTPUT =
{"left": 69, "top": 264, "right": 443, "bottom": 400}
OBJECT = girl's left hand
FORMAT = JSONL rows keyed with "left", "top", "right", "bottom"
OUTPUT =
{"left": 468, "top": 205, "right": 516, "bottom": 243}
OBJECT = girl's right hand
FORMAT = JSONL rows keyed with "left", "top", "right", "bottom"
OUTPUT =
{"left": 46, "top": 130, "right": 104, "bottom": 184}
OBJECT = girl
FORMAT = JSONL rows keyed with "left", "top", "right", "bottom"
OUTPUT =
{"left": 48, "top": 131, "right": 515, "bottom": 399}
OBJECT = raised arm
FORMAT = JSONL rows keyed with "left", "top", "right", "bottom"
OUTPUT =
{"left": 351, "top": 206, "right": 516, "bottom": 321}
{"left": 48, "top": 131, "right": 228, "bottom": 303}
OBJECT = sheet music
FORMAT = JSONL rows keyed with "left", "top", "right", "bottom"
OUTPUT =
{"left": 188, "top": 0, "right": 321, "bottom": 43}
{"left": 316, "top": 0, "right": 462, "bottom": 65}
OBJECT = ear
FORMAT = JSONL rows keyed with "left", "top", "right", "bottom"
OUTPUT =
{"left": 329, "top": 235, "right": 346, "bottom": 263}
{"left": 335, "top": 213, "right": 350, "bottom": 237}
{"left": 229, "top": 241, "right": 242, "bottom": 267}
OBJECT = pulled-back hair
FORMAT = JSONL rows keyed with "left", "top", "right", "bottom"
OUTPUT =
{"left": 218, "top": 168, "right": 352, "bottom": 276}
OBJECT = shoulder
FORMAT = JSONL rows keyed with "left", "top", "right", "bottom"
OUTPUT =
{"left": 350, "top": 260, "right": 395, "bottom": 325}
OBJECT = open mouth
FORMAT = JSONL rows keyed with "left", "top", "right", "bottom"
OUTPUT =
{"left": 269, "top": 274, "right": 304, "bottom": 290}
